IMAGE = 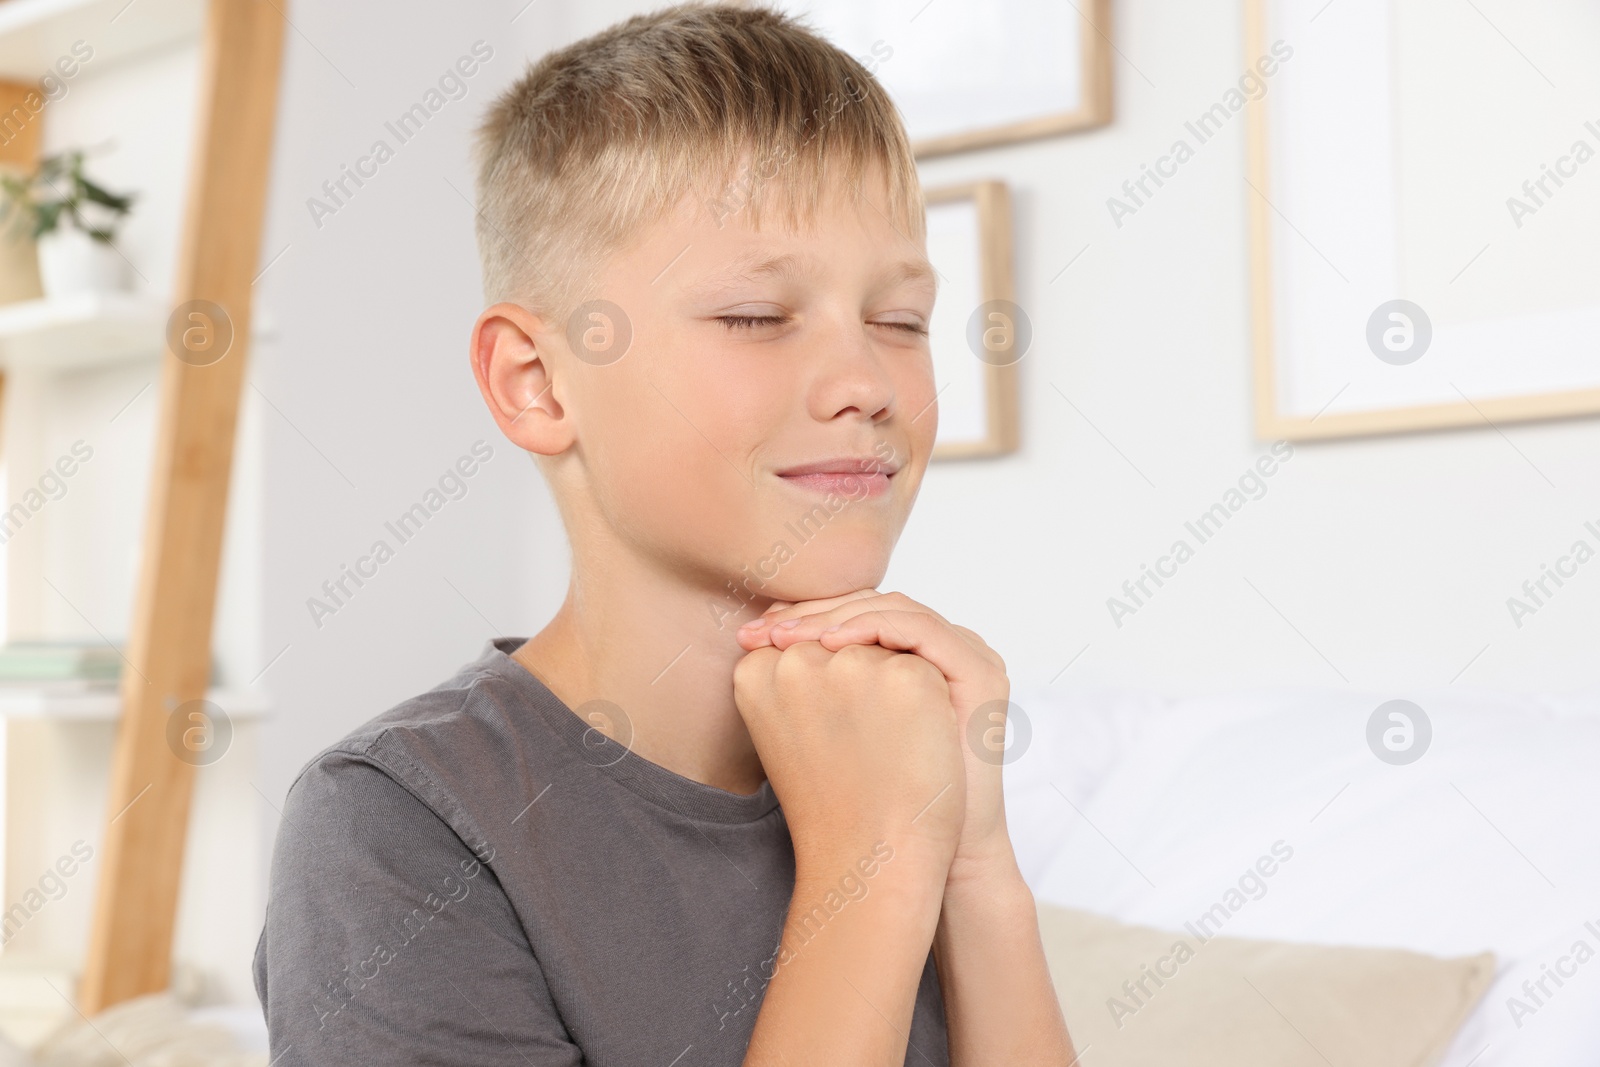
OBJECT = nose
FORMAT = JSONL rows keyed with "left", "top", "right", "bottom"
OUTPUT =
{"left": 806, "top": 312, "right": 895, "bottom": 424}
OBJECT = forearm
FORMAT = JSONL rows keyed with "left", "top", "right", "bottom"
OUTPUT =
{"left": 743, "top": 840, "right": 948, "bottom": 1066}
{"left": 932, "top": 845, "right": 1075, "bottom": 1066}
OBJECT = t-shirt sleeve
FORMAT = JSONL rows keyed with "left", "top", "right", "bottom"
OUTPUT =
{"left": 253, "top": 751, "right": 582, "bottom": 1066}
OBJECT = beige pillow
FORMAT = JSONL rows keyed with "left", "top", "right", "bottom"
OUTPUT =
{"left": 1038, "top": 903, "right": 1495, "bottom": 1067}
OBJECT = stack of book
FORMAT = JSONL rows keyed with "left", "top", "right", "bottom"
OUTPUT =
{"left": 0, "top": 641, "right": 122, "bottom": 689}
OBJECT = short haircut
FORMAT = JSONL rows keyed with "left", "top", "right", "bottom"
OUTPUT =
{"left": 471, "top": 2, "right": 923, "bottom": 324}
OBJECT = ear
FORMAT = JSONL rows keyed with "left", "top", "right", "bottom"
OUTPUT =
{"left": 470, "top": 302, "right": 573, "bottom": 456}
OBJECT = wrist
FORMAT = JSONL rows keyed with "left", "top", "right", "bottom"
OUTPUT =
{"left": 943, "top": 838, "right": 1037, "bottom": 922}
{"left": 794, "top": 834, "right": 950, "bottom": 905}
{"left": 788, "top": 838, "right": 950, "bottom": 957}
{"left": 936, "top": 849, "right": 1036, "bottom": 944}
{"left": 946, "top": 831, "right": 1023, "bottom": 891}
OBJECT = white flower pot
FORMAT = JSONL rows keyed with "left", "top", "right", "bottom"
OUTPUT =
{"left": 36, "top": 227, "right": 127, "bottom": 298}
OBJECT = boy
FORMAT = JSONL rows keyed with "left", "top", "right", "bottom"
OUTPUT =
{"left": 254, "top": 4, "right": 1074, "bottom": 1064}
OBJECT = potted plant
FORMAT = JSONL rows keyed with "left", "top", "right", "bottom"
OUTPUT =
{"left": 0, "top": 148, "right": 135, "bottom": 299}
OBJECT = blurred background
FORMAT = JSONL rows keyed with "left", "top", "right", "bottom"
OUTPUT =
{"left": 0, "top": 0, "right": 1595, "bottom": 1063}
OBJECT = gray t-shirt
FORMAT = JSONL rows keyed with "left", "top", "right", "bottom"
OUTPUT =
{"left": 254, "top": 636, "right": 950, "bottom": 1065}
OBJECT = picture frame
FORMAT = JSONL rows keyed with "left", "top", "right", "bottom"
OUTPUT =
{"left": 924, "top": 179, "right": 1020, "bottom": 460}
{"left": 1245, "top": 0, "right": 1600, "bottom": 440}
{"left": 746, "top": 0, "right": 1114, "bottom": 158}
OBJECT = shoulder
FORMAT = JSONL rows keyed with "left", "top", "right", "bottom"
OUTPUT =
{"left": 283, "top": 639, "right": 552, "bottom": 848}
{"left": 257, "top": 754, "right": 577, "bottom": 1064}
{"left": 288, "top": 641, "right": 511, "bottom": 785}
{"left": 268, "top": 753, "right": 497, "bottom": 932}
{"left": 276, "top": 750, "right": 478, "bottom": 864}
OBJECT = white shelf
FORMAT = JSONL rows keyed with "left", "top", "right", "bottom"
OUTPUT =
{"left": 0, "top": 0, "right": 201, "bottom": 80}
{"left": 0, "top": 684, "right": 270, "bottom": 721}
{"left": 0, "top": 950, "right": 77, "bottom": 1048}
{"left": 0, "top": 292, "right": 275, "bottom": 371}
{"left": 0, "top": 291, "right": 165, "bottom": 369}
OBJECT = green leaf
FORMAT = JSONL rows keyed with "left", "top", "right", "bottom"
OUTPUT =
{"left": 6, "top": 146, "right": 135, "bottom": 241}
{"left": 79, "top": 178, "right": 133, "bottom": 213}
{"left": 33, "top": 201, "right": 62, "bottom": 237}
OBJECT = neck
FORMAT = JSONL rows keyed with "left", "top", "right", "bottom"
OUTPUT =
{"left": 513, "top": 545, "right": 771, "bottom": 796}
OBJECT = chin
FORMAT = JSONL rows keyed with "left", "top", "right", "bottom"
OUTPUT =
{"left": 754, "top": 541, "right": 893, "bottom": 603}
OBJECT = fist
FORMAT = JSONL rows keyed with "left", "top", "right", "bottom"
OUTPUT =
{"left": 733, "top": 641, "right": 965, "bottom": 870}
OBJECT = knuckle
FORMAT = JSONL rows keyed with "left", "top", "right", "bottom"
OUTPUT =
{"left": 733, "top": 647, "right": 776, "bottom": 686}
{"left": 778, "top": 640, "right": 828, "bottom": 673}
{"left": 952, "top": 624, "right": 1003, "bottom": 669}
{"left": 769, "top": 650, "right": 800, "bottom": 683}
{"left": 798, "top": 639, "right": 833, "bottom": 660}
{"left": 888, "top": 651, "right": 941, "bottom": 685}
{"left": 885, "top": 649, "right": 921, "bottom": 671}
{"left": 832, "top": 643, "right": 884, "bottom": 667}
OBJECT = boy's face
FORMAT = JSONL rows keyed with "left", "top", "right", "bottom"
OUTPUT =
{"left": 529, "top": 161, "right": 938, "bottom": 610}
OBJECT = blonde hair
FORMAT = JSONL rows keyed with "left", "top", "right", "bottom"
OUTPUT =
{"left": 471, "top": 2, "right": 923, "bottom": 323}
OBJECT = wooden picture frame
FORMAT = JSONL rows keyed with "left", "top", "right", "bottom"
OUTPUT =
{"left": 925, "top": 180, "right": 1020, "bottom": 460}
{"left": 742, "top": 0, "right": 1113, "bottom": 158}
{"left": 1246, "top": 0, "right": 1600, "bottom": 441}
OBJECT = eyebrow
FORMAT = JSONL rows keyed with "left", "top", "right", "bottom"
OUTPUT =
{"left": 686, "top": 251, "right": 938, "bottom": 298}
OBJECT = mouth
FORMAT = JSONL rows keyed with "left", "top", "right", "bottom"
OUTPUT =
{"left": 774, "top": 455, "right": 901, "bottom": 498}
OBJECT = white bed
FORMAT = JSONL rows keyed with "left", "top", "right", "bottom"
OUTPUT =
{"left": 1006, "top": 681, "right": 1600, "bottom": 1065}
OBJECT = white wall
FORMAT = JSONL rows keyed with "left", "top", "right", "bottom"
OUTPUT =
{"left": 246, "top": 0, "right": 1600, "bottom": 998}
{"left": 250, "top": 0, "right": 574, "bottom": 940}
{"left": 889, "top": 1, "right": 1600, "bottom": 700}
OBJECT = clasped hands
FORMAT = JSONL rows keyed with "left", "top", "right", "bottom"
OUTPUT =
{"left": 733, "top": 590, "right": 1017, "bottom": 887}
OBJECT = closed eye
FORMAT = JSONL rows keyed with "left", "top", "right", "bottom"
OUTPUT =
{"left": 716, "top": 315, "right": 928, "bottom": 335}
{"left": 718, "top": 314, "right": 789, "bottom": 330}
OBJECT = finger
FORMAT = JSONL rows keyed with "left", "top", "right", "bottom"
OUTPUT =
{"left": 737, "top": 591, "right": 879, "bottom": 649}
{"left": 734, "top": 600, "right": 802, "bottom": 650}
{"left": 744, "top": 590, "right": 880, "bottom": 629}
{"left": 752, "top": 590, "right": 948, "bottom": 637}
{"left": 777, "top": 609, "right": 1003, "bottom": 711}
{"left": 949, "top": 624, "right": 1005, "bottom": 671}
{"left": 788, "top": 612, "right": 1001, "bottom": 671}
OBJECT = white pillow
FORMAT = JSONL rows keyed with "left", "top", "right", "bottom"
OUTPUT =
{"left": 1011, "top": 685, "right": 1600, "bottom": 1066}
{"left": 1001, "top": 682, "right": 1168, "bottom": 883}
